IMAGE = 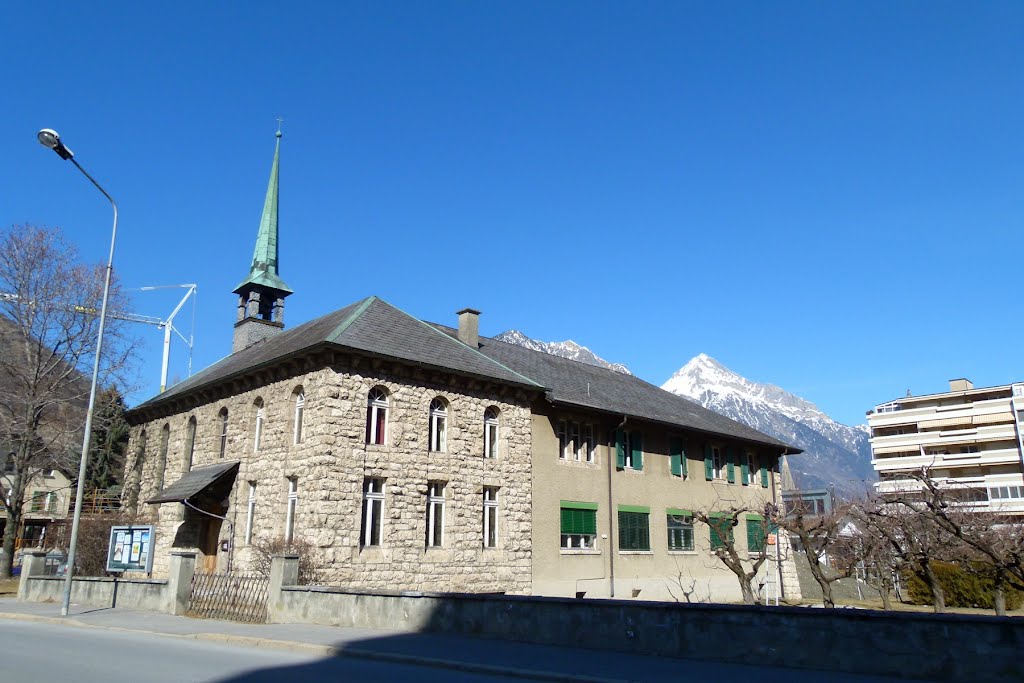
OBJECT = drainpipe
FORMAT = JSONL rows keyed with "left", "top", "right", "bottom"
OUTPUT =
{"left": 608, "top": 415, "right": 627, "bottom": 598}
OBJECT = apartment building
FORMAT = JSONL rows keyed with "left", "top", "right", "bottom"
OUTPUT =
{"left": 867, "top": 378, "right": 1024, "bottom": 513}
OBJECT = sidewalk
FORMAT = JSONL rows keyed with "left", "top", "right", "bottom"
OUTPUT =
{"left": 0, "top": 598, "right": 924, "bottom": 683}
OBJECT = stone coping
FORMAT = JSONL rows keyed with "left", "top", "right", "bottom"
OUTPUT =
{"left": 26, "top": 576, "right": 168, "bottom": 585}
{"left": 280, "top": 583, "right": 1024, "bottom": 626}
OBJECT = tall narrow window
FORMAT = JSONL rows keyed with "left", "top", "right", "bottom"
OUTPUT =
{"left": 483, "top": 408, "right": 499, "bottom": 459}
{"left": 361, "top": 477, "right": 385, "bottom": 547}
{"left": 185, "top": 416, "right": 197, "bottom": 471}
{"left": 580, "top": 424, "right": 594, "bottom": 463}
{"left": 285, "top": 477, "right": 298, "bottom": 543}
{"left": 245, "top": 482, "right": 257, "bottom": 544}
{"left": 293, "top": 391, "right": 305, "bottom": 445}
{"left": 366, "top": 388, "right": 388, "bottom": 445}
{"left": 218, "top": 408, "right": 229, "bottom": 459}
{"left": 712, "top": 446, "right": 724, "bottom": 480}
{"left": 426, "top": 481, "right": 445, "bottom": 547}
{"left": 557, "top": 421, "right": 568, "bottom": 459}
{"left": 569, "top": 422, "right": 580, "bottom": 461}
{"left": 483, "top": 486, "right": 498, "bottom": 548}
{"left": 429, "top": 398, "right": 447, "bottom": 452}
{"left": 253, "top": 399, "right": 265, "bottom": 453}
{"left": 157, "top": 424, "right": 170, "bottom": 491}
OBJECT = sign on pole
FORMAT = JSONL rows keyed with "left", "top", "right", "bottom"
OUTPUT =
{"left": 106, "top": 525, "right": 155, "bottom": 574}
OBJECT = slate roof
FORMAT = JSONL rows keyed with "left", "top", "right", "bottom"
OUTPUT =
{"left": 432, "top": 324, "right": 797, "bottom": 451}
{"left": 131, "top": 296, "right": 540, "bottom": 413}
{"left": 147, "top": 461, "right": 239, "bottom": 504}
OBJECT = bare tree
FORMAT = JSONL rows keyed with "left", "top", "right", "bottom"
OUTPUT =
{"left": 692, "top": 505, "right": 771, "bottom": 605}
{"left": 0, "top": 224, "right": 136, "bottom": 578}
{"left": 776, "top": 499, "right": 867, "bottom": 608}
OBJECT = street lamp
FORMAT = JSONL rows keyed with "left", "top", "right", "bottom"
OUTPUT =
{"left": 37, "top": 128, "right": 119, "bottom": 617}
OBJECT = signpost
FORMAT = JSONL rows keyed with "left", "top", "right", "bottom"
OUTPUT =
{"left": 106, "top": 525, "right": 155, "bottom": 574}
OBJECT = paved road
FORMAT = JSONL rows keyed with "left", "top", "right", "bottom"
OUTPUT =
{"left": 0, "top": 620, "right": 526, "bottom": 683}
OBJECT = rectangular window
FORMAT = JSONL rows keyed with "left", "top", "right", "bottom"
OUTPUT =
{"left": 560, "top": 501, "right": 598, "bottom": 549}
{"left": 670, "top": 437, "right": 686, "bottom": 478}
{"left": 427, "top": 482, "right": 445, "bottom": 547}
{"left": 285, "top": 478, "right": 298, "bottom": 543}
{"left": 254, "top": 406, "right": 264, "bottom": 453}
{"left": 483, "top": 486, "right": 498, "bottom": 548}
{"left": 557, "top": 420, "right": 568, "bottom": 459}
{"left": 362, "top": 478, "right": 385, "bottom": 547}
{"left": 712, "top": 446, "right": 724, "bottom": 480}
{"left": 581, "top": 424, "right": 594, "bottom": 463}
{"left": 617, "top": 507, "right": 651, "bottom": 551}
{"left": 569, "top": 422, "right": 580, "bottom": 461}
{"left": 30, "top": 491, "right": 46, "bottom": 512}
{"left": 667, "top": 511, "right": 694, "bottom": 551}
{"left": 615, "top": 430, "right": 644, "bottom": 471}
{"left": 709, "top": 514, "right": 734, "bottom": 550}
{"left": 293, "top": 394, "right": 305, "bottom": 445}
{"left": 185, "top": 418, "right": 197, "bottom": 471}
{"left": 219, "top": 411, "right": 229, "bottom": 459}
{"left": 245, "top": 482, "right": 256, "bottom": 544}
{"left": 746, "top": 515, "right": 767, "bottom": 554}
{"left": 484, "top": 416, "right": 498, "bottom": 459}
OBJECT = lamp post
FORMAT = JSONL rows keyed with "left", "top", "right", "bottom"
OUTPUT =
{"left": 37, "top": 128, "right": 119, "bottom": 617}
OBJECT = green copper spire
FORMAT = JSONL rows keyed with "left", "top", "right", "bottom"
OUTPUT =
{"left": 233, "top": 131, "right": 293, "bottom": 295}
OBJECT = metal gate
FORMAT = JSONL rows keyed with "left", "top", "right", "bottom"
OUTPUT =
{"left": 187, "top": 572, "right": 269, "bottom": 623}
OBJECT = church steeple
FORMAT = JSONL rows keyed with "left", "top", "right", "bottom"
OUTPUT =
{"left": 232, "top": 131, "right": 294, "bottom": 353}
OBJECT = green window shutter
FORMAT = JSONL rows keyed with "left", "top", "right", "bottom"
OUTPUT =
{"left": 708, "top": 514, "right": 734, "bottom": 550}
{"left": 726, "top": 448, "right": 736, "bottom": 484}
{"left": 709, "top": 518, "right": 722, "bottom": 550}
{"left": 746, "top": 517, "right": 766, "bottom": 553}
{"left": 632, "top": 431, "right": 643, "bottom": 471}
{"left": 740, "top": 454, "right": 749, "bottom": 486}
{"left": 617, "top": 510, "right": 650, "bottom": 551}
{"left": 669, "top": 437, "right": 682, "bottom": 477}
{"left": 615, "top": 429, "right": 625, "bottom": 469}
{"left": 561, "top": 507, "right": 597, "bottom": 535}
{"left": 704, "top": 444, "right": 713, "bottom": 481}
{"left": 761, "top": 461, "right": 769, "bottom": 488}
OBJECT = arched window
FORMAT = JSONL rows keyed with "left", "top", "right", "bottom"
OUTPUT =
{"left": 185, "top": 416, "right": 197, "bottom": 471}
{"left": 293, "top": 389, "right": 305, "bottom": 445}
{"left": 429, "top": 398, "right": 448, "bottom": 453}
{"left": 157, "top": 424, "right": 170, "bottom": 491}
{"left": 483, "top": 407, "right": 499, "bottom": 459}
{"left": 366, "top": 387, "right": 389, "bottom": 445}
{"left": 253, "top": 398, "right": 265, "bottom": 453}
{"left": 218, "top": 408, "right": 229, "bottom": 459}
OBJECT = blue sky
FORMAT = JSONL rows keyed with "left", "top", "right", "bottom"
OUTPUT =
{"left": 2, "top": 2, "right": 1021, "bottom": 426}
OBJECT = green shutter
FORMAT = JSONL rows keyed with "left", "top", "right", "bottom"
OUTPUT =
{"left": 761, "top": 461, "right": 769, "bottom": 488}
{"left": 726, "top": 448, "right": 736, "bottom": 484}
{"left": 670, "top": 437, "right": 684, "bottom": 477}
{"left": 704, "top": 444, "right": 713, "bottom": 480}
{"left": 615, "top": 429, "right": 625, "bottom": 469}
{"left": 617, "top": 504, "right": 650, "bottom": 513}
{"left": 632, "top": 431, "right": 643, "bottom": 471}
{"left": 708, "top": 513, "right": 734, "bottom": 550}
{"left": 560, "top": 500, "right": 599, "bottom": 510}
{"left": 617, "top": 510, "right": 651, "bottom": 551}
{"left": 561, "top": 507, "right": 597, "bottom": 535}
{"left": 746, "top": 517, "right": 766, "bottom": 553}
{"left": 741, "top": 454, "right": 749, "bottom": 486}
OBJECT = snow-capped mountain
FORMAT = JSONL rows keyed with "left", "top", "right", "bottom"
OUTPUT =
{"left": 662, "top": 354, "right": 875, "bottom": 499}
{"left": 494, "top": 330, "right": 631, "bottom": 375}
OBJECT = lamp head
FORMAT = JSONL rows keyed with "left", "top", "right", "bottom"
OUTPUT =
{"left": 37, "top": 129, "right": 74, "bottom": 160}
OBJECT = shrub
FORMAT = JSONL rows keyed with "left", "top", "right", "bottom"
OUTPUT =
{"left": 903, "top": 561, "right": 1024, "bottom": 609}
{"left": 249, "top": 535, "right": 322, "bottom": 585}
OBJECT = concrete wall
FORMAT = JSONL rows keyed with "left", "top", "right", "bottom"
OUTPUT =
{"left": 271, "top": 582, "right": 1024, "bottom": 683}
{"left": 21, "top": 575, "right": 170, "bottom": 612}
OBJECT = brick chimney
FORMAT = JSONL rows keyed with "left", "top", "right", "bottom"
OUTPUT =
{"left": 457, "top": 308, "right": 481, "bottom": 348}
{"left": 949, "top": 378, "right": 974, "bottom": 392}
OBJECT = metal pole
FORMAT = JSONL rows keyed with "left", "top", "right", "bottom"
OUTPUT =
{"left": 60, "top": 157, "right": 118, "bottom": 617}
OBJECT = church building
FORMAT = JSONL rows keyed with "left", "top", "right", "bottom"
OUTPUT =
{"left": 123, "top": 133, "right": 801, "bottom": 602}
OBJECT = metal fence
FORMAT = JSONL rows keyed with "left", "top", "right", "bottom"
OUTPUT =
{"left": 187, "top": 572, "right": 269, "bottom": 623}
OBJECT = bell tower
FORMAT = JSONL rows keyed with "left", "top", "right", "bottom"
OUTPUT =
{"left": 232, "top": 130, "right": 293, "bottom": 352}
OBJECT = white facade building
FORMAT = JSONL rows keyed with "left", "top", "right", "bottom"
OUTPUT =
{"left": 867, "top": 378, "right": 1024, "bottom": 514}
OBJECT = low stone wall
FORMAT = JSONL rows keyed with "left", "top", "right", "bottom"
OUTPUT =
{"left": 21, "top": 575, "right": 169, "bottom": 612}
{"left": 271, "top": 582, "right": 1024, "bottom": 682}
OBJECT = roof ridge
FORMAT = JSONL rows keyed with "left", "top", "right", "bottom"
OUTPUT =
{"left": 377, "top": 301, "right": 544, "bottom": 388}
{"left": 325, "top": 296, "right": 377, "bottom": 343}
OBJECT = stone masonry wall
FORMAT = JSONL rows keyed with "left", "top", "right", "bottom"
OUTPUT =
{"left": 124, "top": 356, "right": 534, "bottom": 594}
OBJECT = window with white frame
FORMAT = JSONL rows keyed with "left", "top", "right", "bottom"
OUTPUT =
{"left": 560, "top": 503, "right": 597, "bottom": 549}
{"left": 580, "top": 424, "right": 594, "bottom": 463}
{"left": 426, "top": 482, "right": 445, "bottom": 547}
{"left": 285, "top": 477, "right": 298, "bottom": 543}
{"left": 569, "top": 422, "right": 580, "bottom": 461}
{"left": 990, "top": 485, "right": 1024, "bottom": 500}
{"left": 253, "top": 399, "right": 265, "bottom": 453}
{"left": 245, "top": 482, "right": 257, "bottom": 544}
{"left": 712, "top": 446, "right": 724, "bottom": 480}
{"left": 484, "top": 408, "right": 499, "bottom": 459}
{"left": 667, "top": 513, "right": 694, "bottom": 551}
{"left": 622, "top": 431, "right": 636, "bottom": 469}
{"left": 429, "top": 399, "right": 447, "bottom": 452}
{"left": 557, "top": 420, "right": 568, "bottom": 459}
{"left": 483, "top": 486, "right": 498, "bottom": 548}
{"left": 361, "top": 478, "right": 385, "bottom": 547}
{"left": 293, "top": 391, "right": 305, "bottom": 445}
{"left": 745, "top": 452, "right": 757, "bottom": 486}
{"left": 218, "top": 408, "right": 229, "bottom": 459}
{"left": 366, "top": 388, "right": 389, "bottom": 445}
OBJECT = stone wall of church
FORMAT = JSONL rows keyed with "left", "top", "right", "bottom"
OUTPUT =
{"left": 124, "top": 358, "right": 534, "bottom": 594}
